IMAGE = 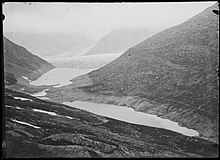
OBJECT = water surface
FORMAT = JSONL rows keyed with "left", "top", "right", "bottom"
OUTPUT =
{"left": 64, "top": 101, "right": 199, "bottom": 137}
{"left": 30, "top": 68, "right": 95, "bottom": 88}
{"left": 30, "top": 67, "right": 199, "bottom": 137}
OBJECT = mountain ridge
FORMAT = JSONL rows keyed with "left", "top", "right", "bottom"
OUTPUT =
{"left": 85, "top": 29, "right": 154, "bottom": 55}
{"left": 4, "top": 32, "right": 94, "bottom": 57}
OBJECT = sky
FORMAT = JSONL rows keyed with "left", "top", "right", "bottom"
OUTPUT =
{"left": 2, "top": 2, "right": 217, "bottom": 40}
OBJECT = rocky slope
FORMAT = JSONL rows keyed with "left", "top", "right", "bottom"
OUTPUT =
{"left": 85, "top": 29, "right": 153, "bottom": 55}
{"left": 3, "top": 36, "right": 55, "bottom": 84}
{"left": 3, "top": 88, "right": 218, "bottom": 158}
{"left": 46, "top": 3, "right": 219, "bottom": 143}
{"left": 4, "top": 32, "right": 94, "bottom": 57}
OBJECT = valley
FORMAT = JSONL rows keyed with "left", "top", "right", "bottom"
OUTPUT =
{"left": 43, "top": 3, "right": 219, "bottom": 144}
{"left": 43, "top": 53, "right": 122, "bottom": 69}
{"left": 3, "top": 2, "right": 219, "bottom": 158}
{"left": 4, "top": 64, "right": 219, "bottom": 157}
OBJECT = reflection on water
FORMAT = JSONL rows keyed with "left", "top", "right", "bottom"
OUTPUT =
{"left": 64, "top": 101, "right": 199, "bottom": 137}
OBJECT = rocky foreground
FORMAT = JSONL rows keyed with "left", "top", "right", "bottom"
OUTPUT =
{"left": 3, "top": 88, "right": 219, "bottom": 158}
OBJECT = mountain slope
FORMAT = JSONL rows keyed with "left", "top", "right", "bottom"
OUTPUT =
{"left": 47, "top": 3, "right": 219, "bottom": 143}
{"left": 3, "top": 36, "right": 55, "bottom": 84}
{"left": 4, "top": 32, "right": 94, "bottom": 57}
{"left": 89, "top": 3, "right": 219, "bottom": 105}
{"left": 85, "top": 29, "right": 153, "bottom": 55}
{"left": 4, "top": 88, "right": 218, "bottom": 158}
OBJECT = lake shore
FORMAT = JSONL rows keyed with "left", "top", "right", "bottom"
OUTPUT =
{"left": 45, "top": 79, "right": 219, "bottom": 144}
{"left": 12, "top": 67, "right": 218, "bottom": 144}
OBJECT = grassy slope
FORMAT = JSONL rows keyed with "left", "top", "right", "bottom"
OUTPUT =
{"left": 46, "top": 4, "right": 219, "bottom": 143}
{"left": 3, "top": 88, "right": 219, "bottom": 158}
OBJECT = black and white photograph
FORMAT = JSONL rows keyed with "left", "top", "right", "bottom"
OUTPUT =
{"left": 2, "top": 1, "right": 219, "bottom": 158}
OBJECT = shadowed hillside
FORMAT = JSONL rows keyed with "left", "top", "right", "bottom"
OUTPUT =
{"left": 3, "top": 37, "right": 55, "bottom": 84}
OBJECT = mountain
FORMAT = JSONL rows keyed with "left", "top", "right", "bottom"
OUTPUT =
{"left": 3, "top": 36, "right": 55, "bottom": 84}
{"left": 47, "top": 4, "right": 219, "bottom": 143}
{"left": 4, "top": 88, "right": 218, "bottom": 158}
{"left": 85, "top": 29, "right": 153, "bottom": 55}
{"left": 4, "top": 32, "right": 94, "bottom": 57}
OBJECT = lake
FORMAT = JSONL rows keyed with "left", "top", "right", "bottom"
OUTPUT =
{"left": 30, "top": 68, "right": 95, "bottom": 88}
{"left": 31, "top": 67, "right": 199, "bottom": 137}
{"left": 64, "top": 101, "right": 199, "bottom": 137}
{"left": 30, "top": 68, "right": 95, "bottom": 99}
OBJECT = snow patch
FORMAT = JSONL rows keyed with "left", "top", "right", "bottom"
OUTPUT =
{"left": 14, "top": 97, "right": 33, "bottom": 101}
{"left": 33, "top": 109, "right": 58, "bottom": 116}
{"left": 32, "top": 89, "right": 48, "bottom": 97}
{"left": 22, "top": 76, "right": 31, "bottom": 81}
{"left": 65, "top": 116, "right": 73, "bottom": 119}
{"left": 11, "top": 119, "right": 41, "bottom": 129}
{"left": 32, "top": 108, "right": 74, "bottom": 120}
{"left": 5, "top": 105, "right": 13, "bottom": 108}
{"left": 15, "top": 106, "right": 23, "bottom": 109}
{"left": 6, "top": 105, "right": 23, "bottom": 110}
